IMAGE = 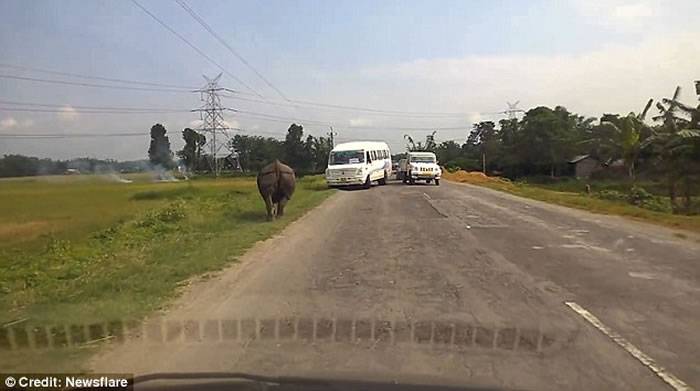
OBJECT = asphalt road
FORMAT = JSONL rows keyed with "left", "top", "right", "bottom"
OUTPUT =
{"left": 92, "top": 179, "right": 700, "bottom": 390}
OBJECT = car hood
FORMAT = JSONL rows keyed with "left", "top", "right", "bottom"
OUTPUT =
{"left": 131, "top": 372, "right": 516, "bottom": 391}
{"left": 327, "top": 164, "right": 365, "bottom": 171}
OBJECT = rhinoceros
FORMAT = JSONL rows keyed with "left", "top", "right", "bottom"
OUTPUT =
{"left": 256, "top": 160, "right": 296, "bottom": 221}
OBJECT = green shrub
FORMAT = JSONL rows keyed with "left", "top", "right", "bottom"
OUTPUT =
{"left": 627, "top": 185, "right": 654, "bottom": 206}
{"left": 137, "top": 201, "right": 187, "bottom": 228}
{"left": 638, "top": 198, "right": 672, "bottom": 213}
{"left": 596, "top": 189, "right": 626, "bottom": 202}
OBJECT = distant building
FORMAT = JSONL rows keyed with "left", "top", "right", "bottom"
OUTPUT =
{"left": 64, "top": 168, "right": 81, "bottom": 175}
{"left": 568, "top": 155, "right": 600, "bottom": 178}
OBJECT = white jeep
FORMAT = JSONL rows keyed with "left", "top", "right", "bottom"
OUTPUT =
{"left": 400, "top": 152, "right": 442, "bottom": 185}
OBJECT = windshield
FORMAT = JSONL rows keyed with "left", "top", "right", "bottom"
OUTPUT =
{"left": 410, "top": 156, "right": 436, "bottom": 163}
{"left": 329, "top": 150, "right": 365, "bottom": 165}
{"left": 2, "top": 1, "right": 699, "bottom": 390}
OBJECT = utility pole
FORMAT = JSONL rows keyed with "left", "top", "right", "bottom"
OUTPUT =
{"left": 328, "top": 126, "right": 338, "bottom": 147}
{"left": 192, "top": 73, "right": 237, "bottom": 177}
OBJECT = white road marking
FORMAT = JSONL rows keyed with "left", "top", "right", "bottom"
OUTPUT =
{"left": 531, "top": 246, "right": 545, "bottom": 250}
{"left": 422, "top": 192, "right": 432, "bottom": 200}
{"left": 560, "top": 244, "right": 611, "bottom": 252}
{"left": 565, "top": 301, "right": 691, "bottom": 391}
{"left": 628, "top": 272, "right": 658, "bottom": 280}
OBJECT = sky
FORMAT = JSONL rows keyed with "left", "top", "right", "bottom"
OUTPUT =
{"left": 0, "top": 0, "right": 699, "bottom": 160}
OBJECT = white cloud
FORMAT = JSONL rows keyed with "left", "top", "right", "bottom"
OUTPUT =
{"left": 361, "top": 32, "right": 700, "bottom": 118}
{"left": 0, "top": 117, "right": 18, "bottom": 130}
{"left": 223, "top": 119, "right": 240, "bottom": 129}
{"left": 0, "top": 117, "right": 35, "bottom": 131}
{"left": 57, "top": 106, "right": 79, "bottom": 121}
{"left": 468, "top": 112, "right": 482, "bottom": 123}
{"left": 571, "top": 0, "right": 656, "bottom": 29}
{"left": 348, "top": 117, "right": 373, "bottom": 127}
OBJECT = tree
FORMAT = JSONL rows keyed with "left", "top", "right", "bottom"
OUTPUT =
{"left": 645, "top": 87, "right": 700, "bottom": 213}
{"left": 177, "top": 128, "right": 206, "bottom": 171}
{"left": 148, "top": 123, "right": 174, "bottom": 168}
{"left": 305, "top": 135, "right": 333, "bottom": 173}
{"left": 467, "top": 121, "right": 499, "bottom": 173}
{"left": 404, "top": 131, "right": 437, "bottom": 152}
{"left": 435, "top": 140, "right": 463, "bottom": 167}
{"left": 497, "top": 118, "right": 520, "bottom": 176}
{"left": 283, "top": 123, "right": 309, "bottom": 172}
{"left": 588, "top": 99, "right": 653, "bottom": 180}
{"left": 514, "top": 106, "right": 582, "bottom": 177}
{"left": 229, "top": 134, "right": 283, "bottom": 172}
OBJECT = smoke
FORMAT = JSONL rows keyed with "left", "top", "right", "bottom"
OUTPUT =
{"left": 151, "top": 165, "right": 180, "bottom": 182}
{"left": 80, "top": 163, "right": 134, "bottom": 184}
{"left": 105, "top": 173, "right": 133, "bottom": 183}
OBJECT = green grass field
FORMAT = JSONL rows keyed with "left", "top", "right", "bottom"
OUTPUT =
{"left": 0, "top": 173, "right": 333, "bottom": 371}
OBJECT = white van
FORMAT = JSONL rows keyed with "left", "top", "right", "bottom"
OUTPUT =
{"left": 325, "top": 141, "right": 392, "bottom": 188}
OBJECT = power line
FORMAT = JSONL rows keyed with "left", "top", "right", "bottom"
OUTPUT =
{"left": 0, "top": 99, "right": 189, "bottom": 112}
{"left": 0, "top": 97, "right": 469, "bottom": 130}
{"left": 0, "top": 67, "right": 495, "bottom": 120}
{"left": 235, "top": 109, "right": 331, "bottom": 126}
{"left": 0, "top": 62, "right": 197, "bottom": 90}
{"left": 140, "top": 1, "right": 485, "bottom": 119}
{"left": 221, "top": 93, "right": 475, "bottom": 118}
{"left": 223, "top": 91, "right": 499, "bottom": 118}
{"left": 234, "top": 111, "right": 468, "bottom": 131}
{"left": 130, "top": 0, "right": 264, "bottom": 99}
{"left": 0, "top": 132, "right": 146, "bottom": 139}
{"left": 175, "top": 0, "right": 290, "bottom": 102}
{"left": 0, "top": 74, "right": 192, "bottom": 93}
{"left": 0, "top": 107, "right": 187, "bottom": 114}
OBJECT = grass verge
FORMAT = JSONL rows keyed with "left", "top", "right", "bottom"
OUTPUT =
{"left": 0, "top": 174, "right": 334, "bottom": 371}
{"left": 442, "top": 170, "right": 700, "bottom": 234}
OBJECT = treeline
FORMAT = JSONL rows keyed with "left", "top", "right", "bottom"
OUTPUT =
{"left": 424, "top": 86, "right": 699, "bottom": 214}
{"left": 173, "top": 123, "right": 333, "bottom": 174}
{"left": 0, "top": 155, "right": 150, "bottom": 178}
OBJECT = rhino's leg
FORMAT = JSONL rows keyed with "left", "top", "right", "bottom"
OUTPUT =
{"left": 277, "top": 197, "right": 288, "bottom": 217}
{"left": 264, "top": 194, "right": 275, "bottom": 221}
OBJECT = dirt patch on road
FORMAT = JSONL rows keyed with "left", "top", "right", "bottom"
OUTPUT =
{"left": 442, "top": 170, "right": 512, "bottom": 187}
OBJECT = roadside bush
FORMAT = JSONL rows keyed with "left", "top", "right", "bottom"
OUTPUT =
{"left": 626, "top": 186, "right": 654, "bottom": 206}
{"left": 638, "top": 198, "right": 672, "bottom": 213}
{"left": 595, "top": 186, "right": 672, "bottom": 213}
{"left": 595, "top": 190, "right": 626, "bottom": 202}
{"left": 137, "top": 201, "right": 187, "bottom": 228}
{"left": 626, "top": 186, "right": 671, "bottom": 213}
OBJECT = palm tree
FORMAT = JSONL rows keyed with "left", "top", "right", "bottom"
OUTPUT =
{"left": 584, "top": 100, "right": 652, "bottom": 179}
{"left": 595, "top": 98, "right": 653, "bottom": 180}
{"left": 644, "top": 86, "right": 700, "bottom": 213}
